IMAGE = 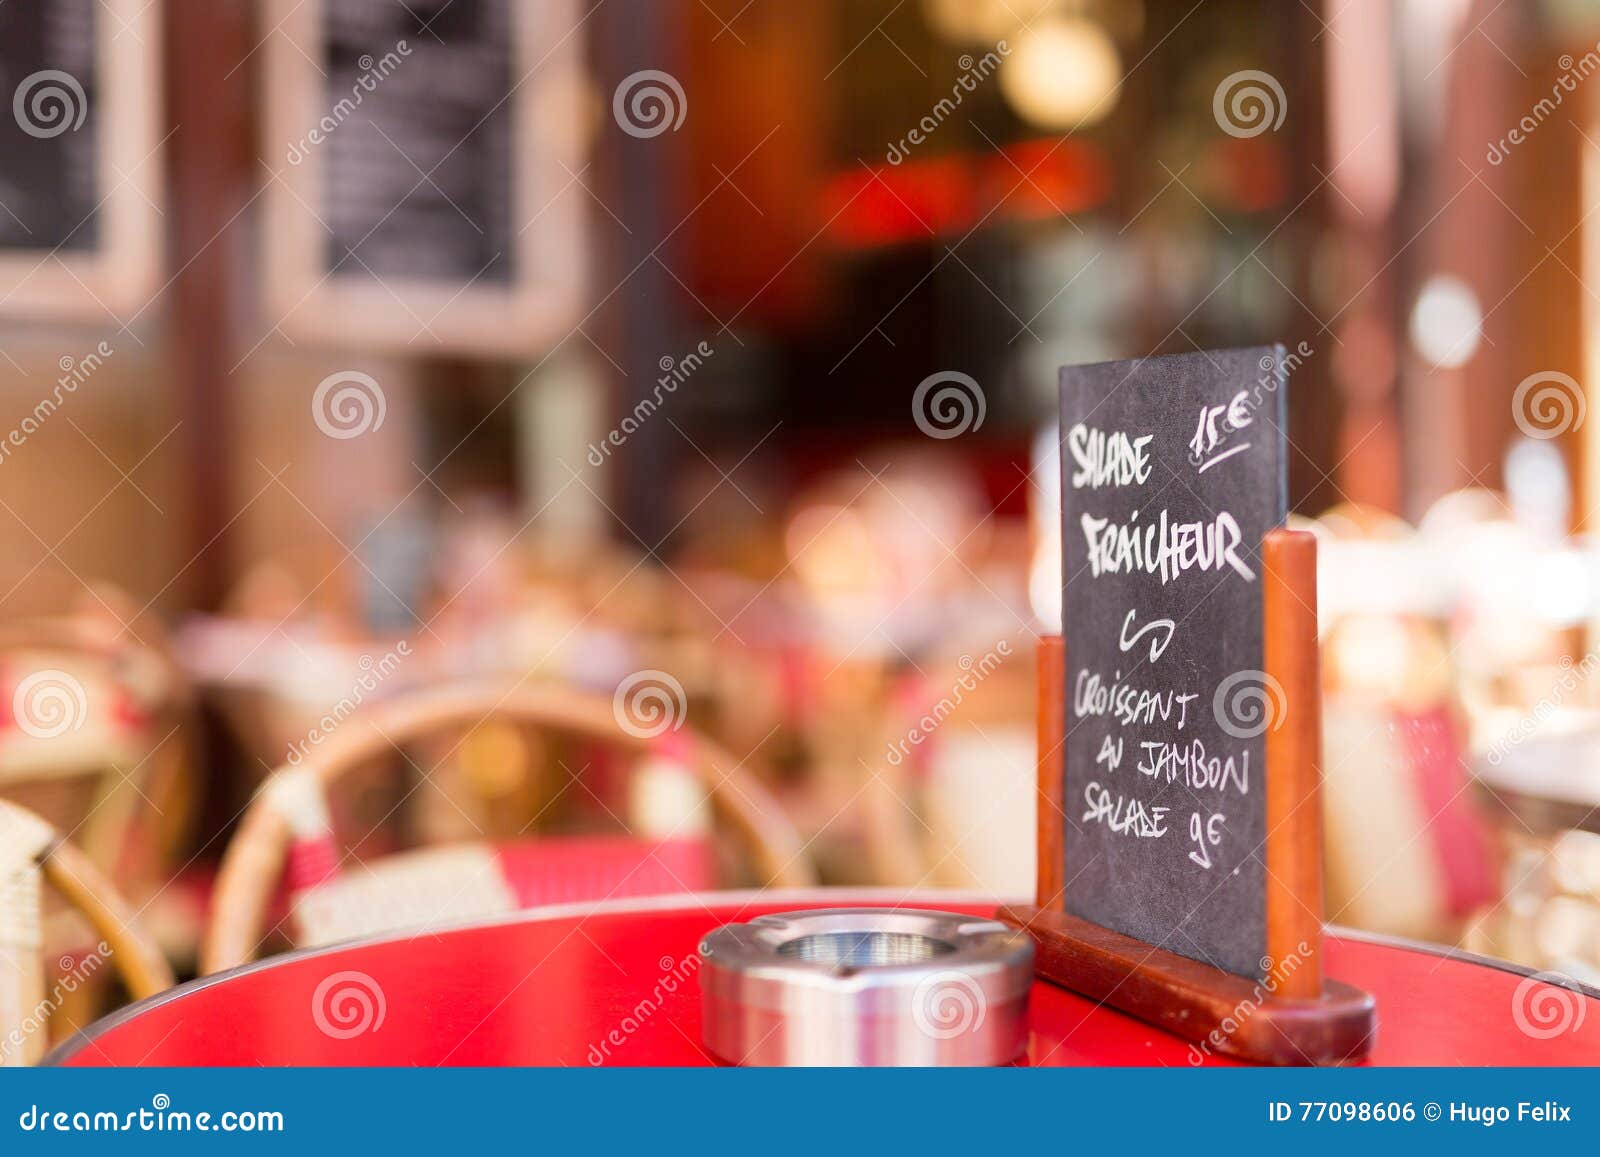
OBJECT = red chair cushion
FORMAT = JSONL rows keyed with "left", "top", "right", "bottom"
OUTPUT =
{"left": 494, "top": 835, "right": 714, "bottom": 908}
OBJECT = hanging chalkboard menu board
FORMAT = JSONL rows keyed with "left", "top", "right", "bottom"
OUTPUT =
{"left": 1058, "top": 347, "right": 1287, "bottom": 979}
{"left": 320, "top": 0, "right": 514, "bottom": 286}
{"left": 263, "top": 0, "right": 585, "bottom": 353}
{"left": 0, "top": 0, "right": 161, "bottom": 318}
{"left": 0, "top": 0, "right": 98, "bottom": 254}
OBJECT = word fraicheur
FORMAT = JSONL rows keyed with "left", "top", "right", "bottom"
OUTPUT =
{"left": 1080, "top": 509, "right": 1254, "bottom": 583}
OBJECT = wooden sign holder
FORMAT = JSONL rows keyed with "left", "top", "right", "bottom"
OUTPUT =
{"left": 1000, "top": 529, "right": 1377, "bottom": 1065}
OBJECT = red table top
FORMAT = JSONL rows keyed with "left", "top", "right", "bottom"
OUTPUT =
{"left": 52, "top": 890, "right": 1600, "bottom": 1066}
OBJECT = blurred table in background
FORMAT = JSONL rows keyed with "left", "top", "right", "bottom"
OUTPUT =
{"left": 1470, "top": 722, "right": 1600, "bottom": 985}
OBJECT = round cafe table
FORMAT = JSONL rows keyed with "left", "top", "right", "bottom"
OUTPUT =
{"left": 48, "top": 890, "right": 1600, "bottom": 1066}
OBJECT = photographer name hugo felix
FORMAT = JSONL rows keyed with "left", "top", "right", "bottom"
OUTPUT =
{"left": 1449, "top": 1101, "right": 1574, "bottom": 1126}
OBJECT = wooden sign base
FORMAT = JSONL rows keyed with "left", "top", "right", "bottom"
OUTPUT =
{"left": 998, "top": 905, "right": 1375, "bottom": 1065}
{"left": 1019, "top": 529, "right": 1376, "bottom": 1065}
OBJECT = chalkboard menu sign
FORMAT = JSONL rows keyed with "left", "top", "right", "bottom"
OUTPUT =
{"left": 263, "top": 0, "right": 584, "bottom": 353}
{"left": 1059, "top": 348, "right": 1287, "bottom": 979}
{"left": 320, "top": 0, "right": 514, "bottom": 286}
{"left": 0, "top": 0, "right": 99, "bottom": 254}
{"left": 0, "top": 0, "right": 160, "bottom": 318}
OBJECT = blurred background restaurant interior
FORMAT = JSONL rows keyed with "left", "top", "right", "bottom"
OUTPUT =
{"left": 12, "top": 0, "right": 1600, "bottom": 1041}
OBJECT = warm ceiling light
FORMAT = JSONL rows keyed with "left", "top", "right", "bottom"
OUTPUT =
{"left": 922, "top": 0, "right": 1054, "bottom": 44}
{"left": 1408, "top": 274, "right": 1482, "bottom": 368}
{"left": 1000, "top": 17, "right": 1121, "bottom": 131}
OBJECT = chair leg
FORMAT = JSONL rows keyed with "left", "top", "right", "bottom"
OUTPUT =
{"left": 0, "top": 860, "right": 46, "bottom": 1066}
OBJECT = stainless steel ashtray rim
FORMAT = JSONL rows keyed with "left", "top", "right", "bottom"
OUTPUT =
{"left": 699, "top": 907, "right": 1034, "bottom": 1066}
{"left": 701, "top": 908, "right": 1031, "bottom": 997}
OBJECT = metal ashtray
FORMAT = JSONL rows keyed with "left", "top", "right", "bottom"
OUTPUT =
{"left": 699, "top": 908, "right": 1033, "bottom": 1066}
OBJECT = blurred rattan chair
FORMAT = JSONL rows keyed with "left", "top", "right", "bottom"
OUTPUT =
{"left": 854, "top": 647, "right": 1036, "bottom": 893}
{"left": 0, "top": 587, "right": 198, "bottom": 989}
{"left": 0, "top": 800, "right": 174, "bottom": 1066}
{"left": 201, "top": 682, "right": 814, "bottom": 973}
{"left": 0, "top": 587, "right": 196, "bottom": 889}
